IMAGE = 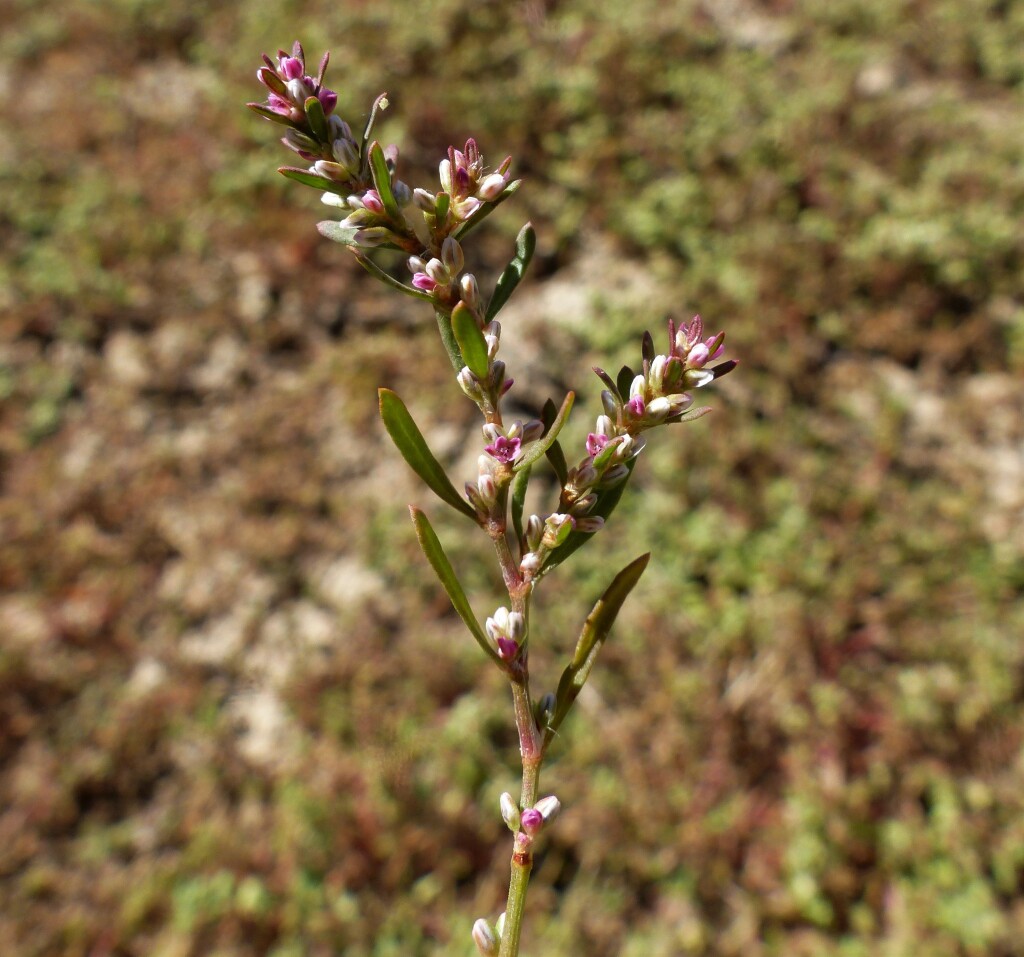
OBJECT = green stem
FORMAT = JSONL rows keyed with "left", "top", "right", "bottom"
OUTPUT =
{"left": 499, "top": 677, "right": 541, "bottom": 957}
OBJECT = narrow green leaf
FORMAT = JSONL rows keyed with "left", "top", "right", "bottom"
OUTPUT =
{"left": 368, "top": 140, "right": 403, "bottom": 222}
{"left": 281, "top": 167, "right": 347, "bottom": 193}
{"left": 544, "top": 553, "right": 650, "bottom": 743}
{"left": 451, "top": 179, "right": 522, "bottom": 242}
{"left": 410, "top": 507, "right": 501, "bottom": 664}
{"left": 304, "top": 95, "right": 329, "bottom": 142}
{"left": 511, "top": 466, "right": 530, "bottom": 551}
{"left": 379, "top": 389, "right": 478, "bottom": 521}
{"left": 434, "top": 308, "right": 465, "bottom": 373}
{"left": 485, "top": 222, "right": 536, "bottom": 321}
{"left": 541, "top": 457, "right": 638, "bottom": 575}
{"left": 515, "top": 391, "right": 574, "bottom": 473}
{"left": 354, "top": 254, "right": 433, "bottom": 301}
{"left": 452, "top": 303, "right": 490, "bottom": 380}
{"left": 545, "top": 441, "right": 568, "bottom": 486}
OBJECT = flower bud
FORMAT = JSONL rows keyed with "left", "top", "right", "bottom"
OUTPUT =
{"left": 571, "top": 492, "right": 597, "bottom": 515}
{"left": 477, "top": 473, "right": 497, "bottom": 505}
{"left": 496, "top": 637, "right": 519, "bottom": 660}
{"left": 507, "top": 612, "right": 525, "bottom": 642}
{"left": 601, "top": 464, "right": 629, "bottom": 486}
{"left": 595, "top": 415, "right": 614, "bottom": 439}
{"left": 331, "top": 138, "right": 360, "bottom": 175}
{"left": 684, "top": 369, "right": 715, "bottom": 388}
{"left": 461, "top": 273, "right": 481, "bottom": 310}
{"left": 413, "top": 188, "right": 436, "bottom": 211}
{"left": 534, "top": 795, "right": 562, "bottom": 822}
{"left": 521, "top": 419, "right": 544, "bottom": 443}
{"left": 472, "top": 918, "right": 499, "bottom": 956}
{"left": 535, "top": 692, "right": 556, "bottom": 726}
{"left": 320, "top": 192, "right": 348, "bottom": 208}
{"left": 500, "top": 793, "right": 521, "bottom": 831}
{"left": 574, "top": 516, "right": 605, "bottom": 533}
{"left": 442, "top": 236, "right": 464, "bottom": 274}
{"left": 520, "top": 808, "right": 544, "bottom": 835}
{"left": 520, "top": 552, "right": 541, "bottom": 576}
{"left": 574, "top": 463, "right": 599, "bottom": 489}
{"left": 482, "top": 423, "right": 501, "bottom": 444}
{"left": 458, "top": 368, "right": 484, "bottom": 401}
{"left": 601, "top": 389, "right": 620, "bottom": 419}
{"left": 648, "top": 355, "right": 667, "bottom": 392}
{"left": 351, "top": 227, "right": 394, "bottom": 247}
{"left": 542, "top": 513, "right": 575, "bottom": 548}
{"left": 525, "top": 515, "right": 544, "bottom": 551}
{"left": 477, "top": 171, "right": 509, "bottom": 200}
{"left": 647, "top": 396, "right": 672, "bottom": 420}
{"left": 629, "top": 374, "right": 646, "bottom": 399}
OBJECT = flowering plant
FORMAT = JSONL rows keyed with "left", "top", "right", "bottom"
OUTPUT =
{"left": 249, "top": 42, "right": 735, "bottom": 957}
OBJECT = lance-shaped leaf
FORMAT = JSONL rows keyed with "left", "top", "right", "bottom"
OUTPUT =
{"left": 451, "top": 180, "right": 522, "bottom": 242}
{"left": 541, "top": 457, "right": 638, "bottom": 575}
{"left": 543, "top": 553, "right": 650, "bottom": 745}
{"left": 379, "top": 389, "right": 478, "bottom": 522}
{"left": 354, "top": 253, "right": 433, "bottom": 301}
{"left": 452, "top": 303, "right": 489, "bottom": 380}
{"left": 515, "top": 392, "right": 574, "bottom": 473}
{"left": 367, "top": 140, "right": 403, "bottom": 223}
{"left": 281, "top": 167, "right": 348, "bottom": 194}
{"left": 410, "top": 507, "right": 501, "bottom": 664}
{"left": 434, "top": 308, "right": 465, "bottom": 373}
{"left": 304, "top": 95, "right": 329, "bottom": 142}
{"left": 541, "top": 397, "right": 569, "bottom": 485}
{"left": 486, "top": 222, "right": 536, "bottom": 321}
{"left": 511, "top": 465, "right": 530, "bottom": 551}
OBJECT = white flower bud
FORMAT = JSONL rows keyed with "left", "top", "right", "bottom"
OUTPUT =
{"left": 574, "top": 516, "right": 605, "bottom": 533}
{"left": 477, "top": 172, "right": 508, "bottom": 200}
{"left": 647, "top": 396, "right": 672, "bottom": 419}
{"left": 320, "top": 192, "right": 347, "bottom": 208}
{"left": 507, "top": 612, "right": 525, "bottom": 642}
{"left": 520, "top": 552, "right": 541, "bottom": 575}
{"left": 521, "top": 419, "right": 544, "bottom": 443}
{"left": 413, "top": 188, "right": 436, "bottom": 211}
{"left": 526, "top": 515, "right": 544, "bottom": 551}
{"left": 649, "top": 355, "right": 668, "bottom": 392}
{"left": 629, "top": 374, "right": 646, "bottom": 399}
{"left": 472, "top": 918, "right": 499, "bottom": 956}
{"left": 461, "top": 273, "right": 481, "bottom": 308}
{"left": 534, "top": 795, "right": 562, "bottom": 822}
{"left": 500, "top": 793, "right": 521, "bottom": 831}
{"left": 595, "top": 415, "right": 614, "bottom": 438}
{"left": 482, "top": 423, "right": 502, "bottom": 444}
{"left": 478, "top": 474, "right": 497, "bottom": 505}
{"left": 442, "top": 236, "right": 464, "bottom": 274}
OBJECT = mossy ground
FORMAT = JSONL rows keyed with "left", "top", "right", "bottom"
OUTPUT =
{"left": 1, "top": 1, "right": 1023, "bottom": 955}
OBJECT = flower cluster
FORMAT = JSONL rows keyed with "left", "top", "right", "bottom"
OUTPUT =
{"left": 415, "top": 139, "right": 513, "bottom": 223}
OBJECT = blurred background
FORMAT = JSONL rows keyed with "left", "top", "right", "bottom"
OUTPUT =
{"left": 1, "top": 0, "right": 1023, "bottom": 955}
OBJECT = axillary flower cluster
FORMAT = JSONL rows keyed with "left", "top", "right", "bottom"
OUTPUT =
{"left": 250, "top": 42, "right": 735, "bottom": 957}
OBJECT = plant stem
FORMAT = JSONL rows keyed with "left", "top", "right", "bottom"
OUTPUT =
{"left": 500, "top": 676, "right": 542, "bottom": 957}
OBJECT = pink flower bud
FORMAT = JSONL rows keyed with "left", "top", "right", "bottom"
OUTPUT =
{"left": 317, "top": 87, "right": 338, "bottom": 115}
{"left": 411, "top": 273, "right": 437, "bottom": 292}
{"left": 626, "top": 395, "right": 645, "bottom": 418}
{"left": 496, "top": 637, "right": 519, "bottom": 660}
{"left": 520, "top": 809, "right": 544, "bottom": 835}
{"left": 361, "top": 190, "right": 385, "bottom": 215}
{"left": 686, "top": 342, "right": 710, "bottom": 368}
{"left": 280, "top": 56, "right": 304, "bottom": 80}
